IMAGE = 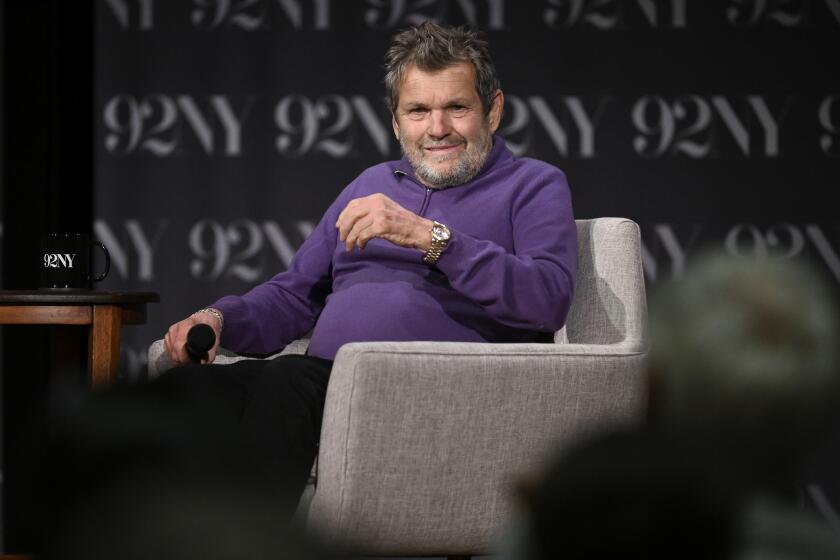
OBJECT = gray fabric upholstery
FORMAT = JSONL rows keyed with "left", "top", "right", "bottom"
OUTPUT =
{"left": 146, "top": 217, "right": 648, "bottom": 555}
{"left": 566, "top": 218, "right": 647, "bottom": 349}
{"left": 309, "top": 341, "right": 646, "bottom": 556}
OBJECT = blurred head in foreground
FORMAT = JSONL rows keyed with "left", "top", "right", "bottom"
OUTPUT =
{"left": 507, "top": 252, "right": 840, "bottom": 560}
{"left": 35, "top": 384, "right": 332, "bottom": 560}
{"left": 515, "top": 428, "right": 738, "bottom": 560}
{"left": 647, "top": 251, "right": 840, "bottom": 489}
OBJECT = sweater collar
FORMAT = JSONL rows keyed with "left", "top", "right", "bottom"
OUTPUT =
{"left": 392, "top": 135, "right": 512, "bottom": 187}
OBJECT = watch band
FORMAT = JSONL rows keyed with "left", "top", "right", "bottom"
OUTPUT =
{"left": 423, "top": 245, "right": 446, "bottom": 265}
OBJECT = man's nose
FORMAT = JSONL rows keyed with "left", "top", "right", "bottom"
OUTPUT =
{"left": 427, "top": 109, "right": 452, "bottom": 138}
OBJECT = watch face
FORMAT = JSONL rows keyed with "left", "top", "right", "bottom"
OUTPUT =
{"left": 433, "top": 223, "right": 451, "bottom": 242}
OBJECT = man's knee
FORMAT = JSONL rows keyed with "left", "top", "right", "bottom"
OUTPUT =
{"left": 153, "top": 363, "right": 210, "bottom": 394}
{"left": 261, "top": 355, "right": 332, "bottom": 392}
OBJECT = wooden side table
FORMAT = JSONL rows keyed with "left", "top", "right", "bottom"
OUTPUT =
{"left": 0, "top": 290, "right": 159, "bottom": 386}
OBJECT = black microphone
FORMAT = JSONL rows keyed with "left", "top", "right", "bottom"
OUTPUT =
{"left": 185, "top": 323, "right": 216, "bottom": 363}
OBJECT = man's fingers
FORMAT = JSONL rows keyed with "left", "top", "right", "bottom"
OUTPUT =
{"left": 337, "top": 211, "right": 361, "bottom": 242}
{"left": 169, "top": 335, "right": 186, "bottom": 364}
{"left": 170, "top": 328, "right": 185, "bottom": 364}
{"left": 355, "top": 222, "right": 379, "bottom": 249}
{"left": 337, "top": 194, "right": 421, "bottom": 250}
{"left": 164, "top": 312, "right": 227, "bottom": 365}
{"left": 164, "top": 331, "right": 173, "bottom": 361}
{"left": 337, "top": 195, "right": 391, "bottom": 241}
{"left": 164, "top": 319, "right": 195, "bottom": 364}
{"left": 336, "top": 198, "right": 366, "bottom": 240}
{"left": 345, "top": 217, "right": 374, "bottom": 251}
{"left": 176, "top": 334, "right": 191, "bottom": 363}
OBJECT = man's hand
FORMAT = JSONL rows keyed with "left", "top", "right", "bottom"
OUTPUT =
{"left": 163, "top": 311, "right": 222, "bottom": 365}
{"left": 336, "top": 193, "right": 433, "bottom": 252}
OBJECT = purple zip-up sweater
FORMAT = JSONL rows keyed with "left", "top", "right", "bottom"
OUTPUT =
{"left": 211, "top": 136, "right": 577, "bottom": 360}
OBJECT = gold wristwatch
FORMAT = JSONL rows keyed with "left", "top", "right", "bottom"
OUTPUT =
{"left": 423, "top": 221, "right": 451, "bottom": 265}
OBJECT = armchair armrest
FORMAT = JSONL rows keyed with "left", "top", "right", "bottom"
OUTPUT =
{"left": 309, "top": 341, "right": 647, "bottom": 556}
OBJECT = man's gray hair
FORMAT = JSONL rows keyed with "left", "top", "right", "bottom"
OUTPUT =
{"left": 384, "top": 21, "right": 500, "bottom": 115}
{"left": 648, "top": 251, "right": 840, "bottom": 447}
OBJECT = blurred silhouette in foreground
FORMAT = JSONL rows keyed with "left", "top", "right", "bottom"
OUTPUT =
{"left": 29, "top": 378, "right": 335, "bottom": 560}
{"left": 647, "top": 251, "right": 840, "bottom": 498}
{"left": 500, "top": 252, "right": 840, "bottom": 559}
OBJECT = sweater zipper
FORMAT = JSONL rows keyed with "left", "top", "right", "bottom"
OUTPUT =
{"left": 395, "top": 170, "right": 433, "bottom": 217}
{"left": 418, "top": 187, "right": 433, "bottom": 217}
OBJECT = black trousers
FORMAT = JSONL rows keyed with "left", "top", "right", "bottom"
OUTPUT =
{"left": 152, "top": 354, "right": 333, "bottom": 511}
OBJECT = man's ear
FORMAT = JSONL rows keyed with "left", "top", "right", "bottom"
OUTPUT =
{"left": 391, "top": 112, "right": 400, "bottom": 140}
{"left": 488, "top": 90, "right": 505, "bottom": 133}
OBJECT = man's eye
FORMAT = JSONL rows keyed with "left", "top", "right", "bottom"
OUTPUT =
{"left": 451, "top": 105, "right": 467, "bottom": 112}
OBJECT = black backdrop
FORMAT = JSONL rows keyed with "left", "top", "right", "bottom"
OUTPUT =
{"left": 93, "top": 0, "right": 840, "bottom": 377}
{"left": 1, "top": 1, "right": 95, "bottom": 550}
{"left": 0, "top": 0, "right": 839, "bottom": 553}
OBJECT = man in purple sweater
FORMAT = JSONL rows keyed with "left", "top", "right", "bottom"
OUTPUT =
{"left": 160, "top": 21, "right": 576, "bottom": 508}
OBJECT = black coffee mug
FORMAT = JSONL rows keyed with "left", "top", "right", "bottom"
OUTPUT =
{"left": 40, "top": 233, "right": 111, "bottom": 290}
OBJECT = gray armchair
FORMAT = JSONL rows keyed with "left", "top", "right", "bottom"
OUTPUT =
{"left": 148, "top": 217, "right": 648, "bottom": 557}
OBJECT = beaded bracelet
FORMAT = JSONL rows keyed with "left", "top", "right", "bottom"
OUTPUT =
{"left": 194, "top": 307, "right": 224, "bottom": 332}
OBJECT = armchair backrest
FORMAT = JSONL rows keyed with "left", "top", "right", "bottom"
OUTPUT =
{"left": 564, "top": 218, "right": 647, "bottom": 351}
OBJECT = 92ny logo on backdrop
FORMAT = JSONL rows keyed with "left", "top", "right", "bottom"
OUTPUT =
{"left": 91, "top": 218, "right": 840, "bottom": 288}
{"left": 101, "top": 93, "right": 837, "bottom": 159}
{"left": 630, "top": 95, "right": 788, "bottom": 158}
{"left": 103, "top": 95, "right": 254, "bottom": 156}
{"left": 93, "top": 219, "right": 316, "bottom": 283}
{"left": 101, "top": 0, "right": 840, "bottom": 30}
{"left": 102, "top": 0, "right": 505, "bottom": 30}
{"left": 101, "top": 94, "right": 394, "bottom": 157}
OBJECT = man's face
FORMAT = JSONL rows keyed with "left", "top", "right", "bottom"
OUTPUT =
{"left": 392, "top": 62, "right": 503, "bottom": 189}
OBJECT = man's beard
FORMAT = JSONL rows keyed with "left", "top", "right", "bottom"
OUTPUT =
{"left": 399, "top": 130, "right": 492, "bottom": 189}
